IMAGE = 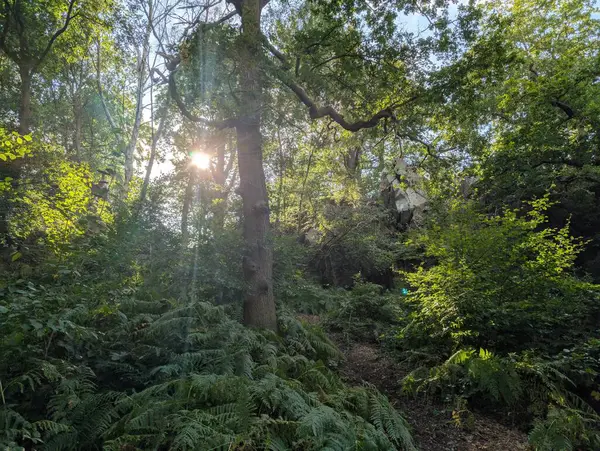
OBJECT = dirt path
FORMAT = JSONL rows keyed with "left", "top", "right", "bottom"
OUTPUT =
{"left": 332, "top": 335, "right": 529, "bottom": 451}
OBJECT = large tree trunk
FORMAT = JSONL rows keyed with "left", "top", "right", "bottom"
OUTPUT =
{"left": 18, "top": 64, "right": 33, "bottom": 135}
{"left": 236, "top": 0, "right": 277, "bottom": 330}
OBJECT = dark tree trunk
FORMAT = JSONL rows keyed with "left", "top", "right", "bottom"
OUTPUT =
{"left": 18, "top": 64, "right": 32, "bottom": 135}
{"left": 236, "top": 0, "right": 277, "bottom": 330}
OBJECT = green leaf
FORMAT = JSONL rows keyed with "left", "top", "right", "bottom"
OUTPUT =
{"left": 0, "top": 306, "right": 8, "bottom": 313}
{"left": 11, "top": 251, "right": 22, "bottom": 261}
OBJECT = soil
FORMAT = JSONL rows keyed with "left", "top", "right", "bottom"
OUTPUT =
{"left": 335, "top": 337, "right": 529, "bottom": 451}
{"left": 297, "top": 316, "right": 530, "bottom": 450}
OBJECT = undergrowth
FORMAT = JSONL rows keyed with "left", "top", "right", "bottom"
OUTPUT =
{"left": 0, "top": 276, "right": 416, "bottom": 450}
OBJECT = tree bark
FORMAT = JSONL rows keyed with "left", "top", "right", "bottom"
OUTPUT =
{"left": 297, "top": 147, "right": 314, "bottom": 234}
{"left": 275, "top": 129, "right": 285, "bottom": 225}
{"left": 124, "top": 7, "right": 152, "bottom": 194}
{"left": 18, "top": 64, "right": 33, "bottom": 135}
{"left": 140, "top": 102, "right": 168, "bottom": 203}
{"left": 73, "top": 92, "right": 83, "bottom": 160}
{"left": 344, "top": 146, "right": 362, "bottom": 179}
{"left": 236, "top": 0, "right": 277, "bottom": 330}
{"left": 209, "top": 134, "right": 235, "bottom": 230}
{"left": 181, "top": 170, "right": 195, "bottom": 246}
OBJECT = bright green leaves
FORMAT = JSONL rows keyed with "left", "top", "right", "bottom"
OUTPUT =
{"left": 0, "top": 130, "right": 32, "bottom": 164}
{"left": 11, "top": 157, "right": 113, "bottom": 251}
{"left": 0, "top": 129, "right": 32, "bottom": 195}
{"left": 0, "top": 0, "right": 111, "bottom": 67}
{"left": 2, "top": 133, "right": 114, "bottom": 254}
{"left": 402, "top": 197, "right": 599, "bottom": 354}
{"left": 10, "top": 252, "right": 21, "bottom": 262}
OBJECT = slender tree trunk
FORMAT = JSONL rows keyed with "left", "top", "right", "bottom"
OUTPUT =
{"left": 181, "top": 170, "right": 195, "bottom": 246}
{"left": 275, "top": 129, "right": 285, "bottom": 225}
{"left": 211, "top": 163, "right": 227, "bottom": 231}
{"left": 73, "top": 93, "right": 83, "bottom": 160}
{"left": 124, "top": 11, "right": 152, "bottom": 194}
{"left": 345, "top": 146, "right": 362, "bottom": 179}
{"left": 210, "top": 135, "right": 233, "bottom": 230}
{"left": 236, "top": 0, "right": 277, "bottom": 330}
{"left": 297, "top": 147, "right": 314, "bottom": 234}
{"left": 18, "top": 64, "right": 33, "bottom": 135}
{"left": 140, "top": 103, "right": 167, "bottom": 203}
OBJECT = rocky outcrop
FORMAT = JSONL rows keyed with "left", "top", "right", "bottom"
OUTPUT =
{"left": 381, "top": 157, "right": 429, "bottom": 227}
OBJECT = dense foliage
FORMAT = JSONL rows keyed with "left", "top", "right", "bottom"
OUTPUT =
{"left": 0, "top": 220, "right": 416, "bottom": 450}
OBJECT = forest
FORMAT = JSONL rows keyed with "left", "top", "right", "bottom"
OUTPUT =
{"left": 0, "top": 0, "right": 599, "bottom": 449}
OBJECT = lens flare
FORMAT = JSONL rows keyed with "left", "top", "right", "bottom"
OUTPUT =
{"left": 190, "top": 152, "right": 210, "bottom": 170}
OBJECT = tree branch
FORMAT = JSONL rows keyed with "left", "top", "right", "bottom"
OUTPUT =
{"left": 550, "top": 99, "right": 576, "bottom": 119}
{"left": 168, "top": 71, "right": 237, "bottom": 128}
{"left": 280, "top": 75, "right": 400, "bottom": 131}
{"left": 181, "top": 9, "right": 237, "bottom": 40}
{"left": 261, "top": 35, "right": 289, "bottom": 68}
{"left": 262, "top": 34, "right": 417, "bottom": 132}
{"left": 530, "top": 157, "right": 599, "bottom": 169}
{"left": 310, "top": 53, "right": 363, "bottom": 71}
{"left": 34, "top": 0, "right": 79, "bottom": 72}
{"left": 95, "top": 41, "right": 118, "bottom": 131}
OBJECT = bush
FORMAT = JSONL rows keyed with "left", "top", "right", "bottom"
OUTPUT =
{"left": 403, "top": 348, "right": 600, "bottom": 450}
{"left": 399, "top": 197, "right": 600, "bottom": 355}
{"left": 325, "top": 279, "right": 406, "bottom": 342}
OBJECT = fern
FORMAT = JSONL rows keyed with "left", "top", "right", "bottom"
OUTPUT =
{"left": 527, "top": 406, "right": 600, "bottom": 451}
{"left": 1, "top": 283, "right": 414, "bottom": 451}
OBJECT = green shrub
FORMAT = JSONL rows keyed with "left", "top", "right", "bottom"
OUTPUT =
{"left": 403, "top": 347, "right": 600, "bottom": 450}
{"left": 325, "top": 279, "right": 406, "bottom": 342}
{"left": 400, "top": 197, "right": 600, "bottom": 355}
{"left": 529, "top": 407, "right": 600, "bottom": 451}
{"left": 277, "top": 278, "right": 346, "bottom": 315}
{"left": 402, "top": 349, "right": 521, "bottom": 407}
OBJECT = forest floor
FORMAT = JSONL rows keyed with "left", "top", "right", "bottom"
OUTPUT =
{"left": 298, "top": 315, "right": 529, "bottom": 451}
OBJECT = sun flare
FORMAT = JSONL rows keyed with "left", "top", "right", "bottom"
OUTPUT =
{"left": 190, "top": 152, "right": 211, "bottom": 170}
